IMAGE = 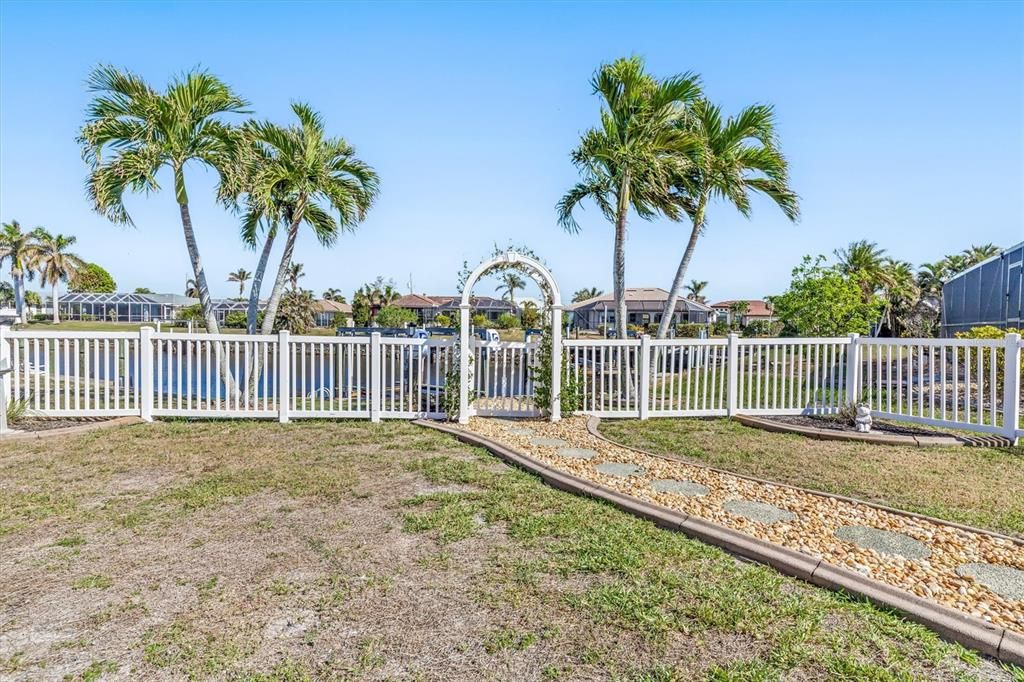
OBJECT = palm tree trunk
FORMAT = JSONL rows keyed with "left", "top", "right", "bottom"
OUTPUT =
{"left": 260, "top": 216, "right": 302, "bottom": 335}
{"left": 176, "top": 202, "right": 219, "bottom": 334}
{"left": 247, "top": 230, "right": 276, "bottom": 335}
{"left": 656, "top": 205, "right": 706, "bottom": 339}
{"left": 13, "top": 275, "right": 25, "bottom": 324}
{"left": 51, "top": 282, "right": 59, "bottom": 324}
{"left": 613, "top": 173, "right": 630, "bottom": 339}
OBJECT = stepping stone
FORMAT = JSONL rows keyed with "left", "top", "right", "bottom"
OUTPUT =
{"left": 956, "top": 563, "right": 1024, "bottom": 601}
{"left": 651, "top": 479, "right": 709, "bottom": 497}
{"left": 528, "top": 437, "right": 568, "bottom": 448}
{"left": 556, "top": 447, "right": 597, "bottom": 460}
{"left": 834, "top": 525, "right": 931, "bottom": 560}
{"left": 595, "top": 462, "right": 644, "bottom": 478}
{"left": 723, "top": 499, "right": 796, "bottom": 524}
{"left": 506, "top": 427, "right": 534, "bottom": 436}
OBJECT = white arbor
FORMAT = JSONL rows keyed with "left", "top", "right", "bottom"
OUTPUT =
{"left": 458, "top": 251, "right": 563, "bottom": 424}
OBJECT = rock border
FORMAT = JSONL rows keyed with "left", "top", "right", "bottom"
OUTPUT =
{"left": 590, "top": 416, "right": 1024, "bottom": 547}
{"left": 0, "top": 416, "right": 143, "bottom": 442}
{"left": 414, "top": 418, "right": 1024, "bottom": 665}
{"left": 733, "top": 414, "right": 1011, "bottom": 448}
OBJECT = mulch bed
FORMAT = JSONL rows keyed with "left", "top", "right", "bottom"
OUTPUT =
{"left": 766, "top": 415, "right": 952, "bottom": 438}
{"left": 9, "top": 417, "right": 118, "bottom": 433}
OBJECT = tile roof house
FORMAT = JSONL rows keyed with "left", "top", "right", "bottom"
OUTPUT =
{"left": 709, "top": 300, "right": 774, "bottom": 327}
{"left": 393, "top": 294, "right": 519, "bottom": 323}
{"left": 314, "top": 299, "right": 353, "bottom": 328}
{"left": 568, "top": 288, "right": 713, "bottom": 331}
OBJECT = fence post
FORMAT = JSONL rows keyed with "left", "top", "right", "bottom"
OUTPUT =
{"left": 370, "top": 332, "right": 382, "bottom": 423}
{"left": 0, "top": 325, "right": 9, "bottom": 434}
{"left": 1003, "top": 333, "right": 1021, "bottom": 445}
{"left": 638, "top": 334, "right": 651, "bottom": 420}
{"left": 277, "top": 330, "right": 290, "bottom": 423}
{"left": 458, "top": 304, "right": 471, "bottom": 424}
{"left": 139, "top": 326, "right": 154, "bottom": 422}
{"left": 550, "top": 305, "right": 563, "bottom": 422}
{"left": 846, "top": 333, "right": 861, "bottom": 406}
{"left": 726, "top": 333, "right": 739, "bottom": 416}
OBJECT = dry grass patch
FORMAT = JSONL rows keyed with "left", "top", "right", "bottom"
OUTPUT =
{"left": 599, "top": 417, "right": 1024, "bottom": 537}
{"left": 0, "top": 420, "right": 1019, "bottom": 680}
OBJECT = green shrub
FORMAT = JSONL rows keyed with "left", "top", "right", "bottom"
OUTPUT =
{"left": 32, "top": 313, "right": 49, "bottom": 322}
{"left": 675, "top": 323, "right": 705, "bottom": 338}
{"left": 496, "top": 313, "right": 519, "bottom": 330}
{"left": 954, "top": 326, "right": 1023, "bottom": 387}
{"left": 531, "top": 327, "right": 582, "bottom": 414}
{"left": 471, "top": 313, "right": 490, "bottom": 329}
{"left": 177, "top": 304, "right": 204, "bottom": 322}
{"left": 223, "top": 311, "right": 247, "bottom": 328}
{"left": 375, "top": 306, "right": 417, "bottom": 328}
{"left": 434, "top": 312, "right": 454, "bottom": 327}
{"left": 743, "top": 320, "right": 782, "bottom": 337}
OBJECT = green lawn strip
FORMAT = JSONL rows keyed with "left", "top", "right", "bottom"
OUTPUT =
{"left": 598, "top": 417, "right": 1024, "bottom": 537}
{"left": 398, "top": 449, "right": 996, "bottom": 680}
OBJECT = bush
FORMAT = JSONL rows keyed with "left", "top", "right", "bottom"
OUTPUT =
{"left": 274, "top": 290, "right": 316, "bottom": 334}
{"left": 471, "top": 313, "right": 490, "bottom": 329}
{"left": 177, "top": 304, "right": 204, "bottom": 322}
{"left": 675, "top": 323, "right": 706, "bottom": 338}
{"left": 69, "top": 263, "right": 116, "bottom": 293}
{"left": 434, "top": 312, "right": 454, "bottom": 328}
{"left": 223, "top": 311, "right": 247, "bottom": 329}
{"left": 743, "top": 320, "right": 782, "bottom": 337}
{"left": 496, "top": 312, "right": 519, "bottom": 330}
{"left": 32, "top": 313, "right": 49, "bottom": 322}
{"left": 375, "top": 306, "right": 417, "bottom": 328}
{"left": 954, "top": 326, "right": 1023, "bottom": 387}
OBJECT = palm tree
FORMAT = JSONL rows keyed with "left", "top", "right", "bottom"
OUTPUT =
{"left": 0, "top": 220, "right": 40, "bottom": 323}
{"left": 226, "top": 103, "right": 378, "bottom": 336}
{"left": 184, "top": 277, "right": 200, "bottom": 298}
{"left": 963, "top": 243, "right": 1000, "bottom": 266}
{"left": 684, "top": 279, "right": 708, "bottom": 304}
{"left": 78, "top": 65, "right": 248, "bottom": 334}
{"left": 656, "top": 99, "right": 799, "bottom": 337}
{"left": 834, "top": 240, "right": 891, "bottom": 302}
{"left": 572, "top": 287, "right": 603, "bottom": 303}
{"left": 940, "top": 253, "right": 969, "bottom": 277}
{"left": 353, "top": 277, "right": 399, "bottom": 324}
{"left": 28, "top": 229, "right": 83, "bottom": 323}
{"left": 286, "top": 262, "right": 305, "bottom": 292}
{"left": 496, "top": 272, "right": 526, "bottom": 304}
{"left": 322, "top": 288, "right": 346, "bottom": 302}
{"left": 558, "top": 57, "right": 702, "bottom": 339}
{"left": 880, "top": 259, "right": 920, "bottom": 336}
{"left": 916, "top": 261, "right": 948, "bottom": 298}
{"left": 227, "top": 268, "right": 251, "bottom": 298}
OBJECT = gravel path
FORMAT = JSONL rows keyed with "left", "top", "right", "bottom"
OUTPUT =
{"left": 459, "top": 416, "right": 1024, "bottom": 634}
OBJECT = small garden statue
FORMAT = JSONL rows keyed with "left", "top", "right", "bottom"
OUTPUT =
{"left": 855, "top": 404, "right": 872, "bottom": 433}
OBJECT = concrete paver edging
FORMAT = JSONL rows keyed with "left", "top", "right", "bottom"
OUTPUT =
{"left": 0, "top": 416, "right": 143, "bottom": 442}
{"left": 414, "top": 418, "right": 1024, "bottom": 665}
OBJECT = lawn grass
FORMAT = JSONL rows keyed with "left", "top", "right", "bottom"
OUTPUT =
{"left": 598, "top": 417, "right": 1024, "bottom": 538}
{"left": 0, "top": 420, "right": 1020, "bottom": 680}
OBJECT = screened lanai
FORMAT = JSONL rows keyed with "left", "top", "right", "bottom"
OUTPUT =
{"left": 58, "top": 292, "right": 197, "bottom": 322}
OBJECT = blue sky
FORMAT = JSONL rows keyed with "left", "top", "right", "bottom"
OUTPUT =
{"left": 1, "top": 0, "right": 1021, "bottom": 304}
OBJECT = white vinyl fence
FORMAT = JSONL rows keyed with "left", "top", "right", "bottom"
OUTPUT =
{"left": 2, "top": 328, "right": 1022, "bottom": 443}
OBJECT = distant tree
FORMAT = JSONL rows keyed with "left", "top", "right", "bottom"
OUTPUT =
{"left": 521, "top": 300, "right": 541, "bottom": 328}
{"left": 28, "top": 228, "right": 84, "bottom": 323}
{"left": 572, "top": 287, "right": 602, "bottom": 303}
{"left": 916, "top": 262, "right": 947, "bottom": 298}
{"left": 728, "top": 300, "right": 750, "bottom": 329}
{"left": 558, "top": 56, "right": 701, "bottom": 339}
{"left": 286, "top": 262, "right": 305, "bottom": 292}
{"left": 496, "top": 272, "right": 526, "bottom": 305}
{"left": 70, "top": 262, "right": 116, "bottom": 293}
{"left": 273, "top": 289, "right": 316, "bottom": 334}
{"left": 834, "top": 240, "right": 890, "bottom": 302}
{"left": 227, "top": 268, "right": 251, "bottom": 298}
{"left": 0, "top": 220, "right": 40, "bottom": 323}
{"left": 375, "top": 305, "right": 417, "bottom": 328}
{"left": 963, "top": 243, "right": 1000, "bottom": 265}
{"left": 133, "top": 287, "right": 154, "bottom": 294}
{"left": 24, "top": 290, "right": 42, "bottom": 308}
{"left": 322, "top": 288, "right": 346, "bottom": 303}
{"left": 684, "top": 279, "right": 708, "bottom": 303}
{"left": 0, "top": 281, "right": 14, "bottom": 307}
{"left": 770, "top": 256, "right": 882, "bottom": 337}
{"left": 353, "top": 277, "right": 400, "bottom": 324}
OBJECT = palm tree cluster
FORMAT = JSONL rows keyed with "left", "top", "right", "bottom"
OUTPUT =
{"left": 352, "top": 276, "right": 400, "bottom": 326}
{"left": 78, "top": 66, "right": 379, "bottom": 336}
{"left": 831, "top": 240, "right": 1000, "bottom": 337}
{"left": 0, "top": 220, "right": 82, "bottom": 323}
{"left": 559, "top": 56, "right": 799, "bottom": 338}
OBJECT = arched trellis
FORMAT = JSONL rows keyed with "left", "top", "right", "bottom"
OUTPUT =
{"left": 459, "top": 251, "right": 563, "bottom": 424}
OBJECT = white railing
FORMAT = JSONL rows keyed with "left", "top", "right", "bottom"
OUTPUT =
{"left": 2, "top": 327, "right": 1021, "bottom": 443}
